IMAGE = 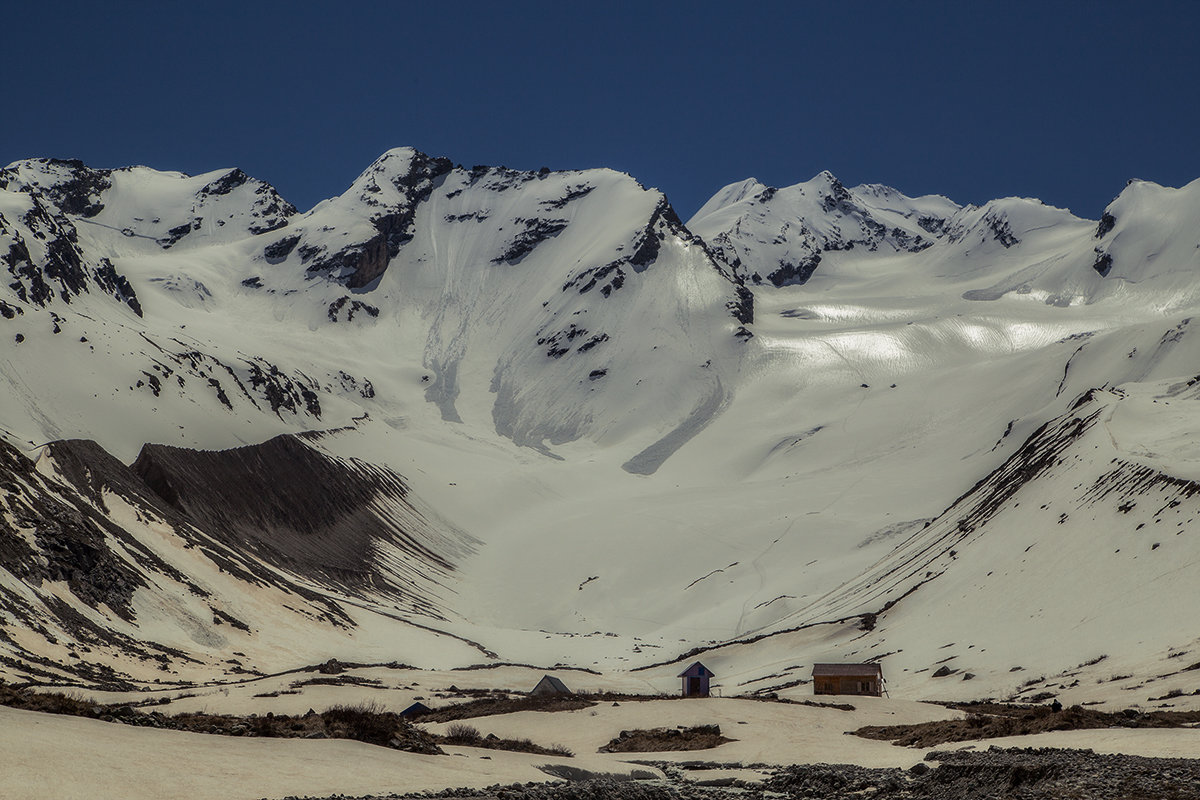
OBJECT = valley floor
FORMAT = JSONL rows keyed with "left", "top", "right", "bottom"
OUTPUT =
{"left": 5, "top": 683, "right": 1200, "bottom": 800}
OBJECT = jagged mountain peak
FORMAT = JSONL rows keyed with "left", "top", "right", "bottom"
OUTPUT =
{"left": 1, "top": 157, "right": 115, "bottom": 218}
{"left": 1100, "top": 175, "right": 1200, "bottom": 222}
{"left": 0, "top": 180, "right": 142, "bottom": 315}
{"left": 338, "top": 146, "right": 454, "bottom": 211}
{"left": 851, "top": 181, "right": 904, "bottom": 200}
{"left": 1088, "top": 175, "right": 1200, "bottom": 283}
{"left": 245, "top": 148, "right": 720, "bottom": 300}
{"left": 688, "top": 169, "right": 1187, "bottom": 292}
{"left": 1, "top": 148, "right": 751, "bottom": 468}
{"left": 692, "top": 177, "right": 769, "bottom": 218}
{"left": 689, "top": 170, "right": 958, "bottom": 287}
{"left": 2, "top": 157, "right": 298, "bottom": 257}
{"left": 944, "top": 195, "right": 1086, "bottom": 253}
{"left": 262, "top": 148, "right": 688, "bottom": 293}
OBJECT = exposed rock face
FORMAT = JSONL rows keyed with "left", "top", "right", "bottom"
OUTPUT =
{"left": 294, "top": 150, "right": 454, "bottom": 288}
{"left": 0, "top": 158, "right": 112, "bottom": 218}
{"left": 492, "top": 217, "right": 570, "bottom": 264}
{"left": 0, "top": 187, "right": 142, "bottom": 315}
{"left": 762, "top": 253, "right": 822, "bottom": 288}
{"left": 562, "top": 197, "right": 712, "bottom": 297}
{"left": 0, "top": 429, "right": 476, "bottom": 687}
{"left": 628, "top": 198, "right": 686, "bottom": 270}
{"left": 3, "top": 158, "right": 297, "bottom": 252}
{"left": 0, "top": 437, "right": 240, "bottom": 689}
{"left": 982, "top": 212, "right": 1020, "bottom": 248}
{"left": 0, "top": 157, "right": 327, "bottom": 317}
{"left": 327, "top": 296, "right": 380, "bottom": 323}
{"left": 0, "top": 439, "right": 148, "bottom": 622}
{"left": 131, "top": 434, "right": 471, "bottom": 612}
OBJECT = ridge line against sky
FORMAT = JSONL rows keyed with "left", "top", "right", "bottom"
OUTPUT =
{"left": 5, "top": 1, "right": 1200, "bottom": 219}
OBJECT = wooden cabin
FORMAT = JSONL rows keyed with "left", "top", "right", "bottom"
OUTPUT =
{"left": 811, "top": 663, "right": 883, "bottom": 696}
{"left": 678, "top": 661, "right": 715, "bottom": 697}
{"left": 531, "top": 675, "right": 572, "bottom": 696}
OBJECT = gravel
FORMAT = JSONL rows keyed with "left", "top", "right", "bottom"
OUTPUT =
{"left": 272, "top": 746, "right": 1200, "bottom": 800}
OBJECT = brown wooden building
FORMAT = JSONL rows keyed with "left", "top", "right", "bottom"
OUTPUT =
{"left": 812, "top": 663, "right": 883, "bottom": 696}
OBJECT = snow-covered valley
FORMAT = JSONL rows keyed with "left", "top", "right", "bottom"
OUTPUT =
{"left": 3, "top": 147, "right": 1200, "bottom": 720}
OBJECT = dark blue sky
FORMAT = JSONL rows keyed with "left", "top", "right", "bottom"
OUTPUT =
{"left": 7, "top": 2, "right": 1199, "bottom": 219}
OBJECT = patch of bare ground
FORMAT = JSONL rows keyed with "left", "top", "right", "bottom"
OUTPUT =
{"left": 749, "top": 696, "right": 855, "bottom": 711}
{"left": 853, "top": 701, "right": 1200, "bottom": 748}
{"left": 284, "top": 749, "right": 1200, "bottom": 800}
{"left": 293, "top": 779, "right": 713, "bottom": 800}
{"left": 0, "top": 682, "right": 439, "bottom": 752}
{"left": 441, "top": 722, "right": 573, "bottom": 757}
{"left": 0, "top": 681, "right": 576, "bottom": 757}
{"left": 290, "top": 675, "right": 385, "bottom": 689}
{"left": 416, "top": 690, "right": 698, "bottom": 723}
{"left": 599, "top": 725, "right": 734, "bottom": 753}
{"left": 0, "top": 681, "right": 106, "bottom": 716}
{"left": 417, "top": 694, "right": 596, "bottom": 722}
{"left": 768, "top": 748, "right": 1200, "bottom": 800}
{"left": 417, "top": 690, "right": 828, "bottom": 724}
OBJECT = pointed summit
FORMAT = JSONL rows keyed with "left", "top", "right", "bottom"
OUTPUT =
{"left": 690, "top": 172, "right": 959, "bottom": 286}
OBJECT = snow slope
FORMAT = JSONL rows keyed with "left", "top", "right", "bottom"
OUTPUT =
{"left": 2, "top": 148, "right": 1200, "bottom": 714}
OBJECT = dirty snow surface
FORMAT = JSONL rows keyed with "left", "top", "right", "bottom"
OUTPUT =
{"left": 4, "top": 149, "right": 1200, "bottom": 796}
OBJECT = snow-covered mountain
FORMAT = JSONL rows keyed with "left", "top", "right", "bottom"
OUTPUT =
{"left": 688, "top": 172, "right": 960, "bottom": 286}
{"left": 3, "top": 147, "right": 1200, "bottom": 711}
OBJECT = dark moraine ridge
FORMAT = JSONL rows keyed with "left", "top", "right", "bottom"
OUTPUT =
{"left": 131, "top": 434, "right": 470, "bottom": 609}
{"left": 278, "top": 747, "right": 1200, "bottom": 800}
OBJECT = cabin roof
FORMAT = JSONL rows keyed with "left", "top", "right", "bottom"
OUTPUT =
{"left": 533, "top": 675, "right": 571, "bottom": 693}
{"left": 812, "top": 662, "right": 883, "bottom": 677}
{"left": 678, "top": 661, "right": 715, "bottom": 678}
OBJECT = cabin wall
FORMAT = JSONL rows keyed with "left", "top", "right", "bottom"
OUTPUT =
{"left": 813, "top": 675, "right": 881, "bottom": 696}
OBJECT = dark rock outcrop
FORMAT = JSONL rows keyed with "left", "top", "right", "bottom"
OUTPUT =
{"left": 300, "top": 151, "right": 454, "bottom": 288}
{"left": 14, "top": 158, "right": 112, "bottom": 218}
{"left": 0, "top": 184, "right": 142, "bottom": 315}
{"left": 0, "top": 438, "right": 205, "bottom": 625}
{"left": 131, "top": 435, "right": 467, "bottom": 612}
{"left": 492, "top": 217, "right": 570, "bottom": 264}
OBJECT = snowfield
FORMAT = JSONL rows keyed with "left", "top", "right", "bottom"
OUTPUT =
{"left": 0, "top": 695, "right": 956, "bottom": 800}
{"left": 3, "top": 148, "right": 1200, "bottom": 795}
{"left": 5, "top": 691, "right": 1200, "bottom": 800}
